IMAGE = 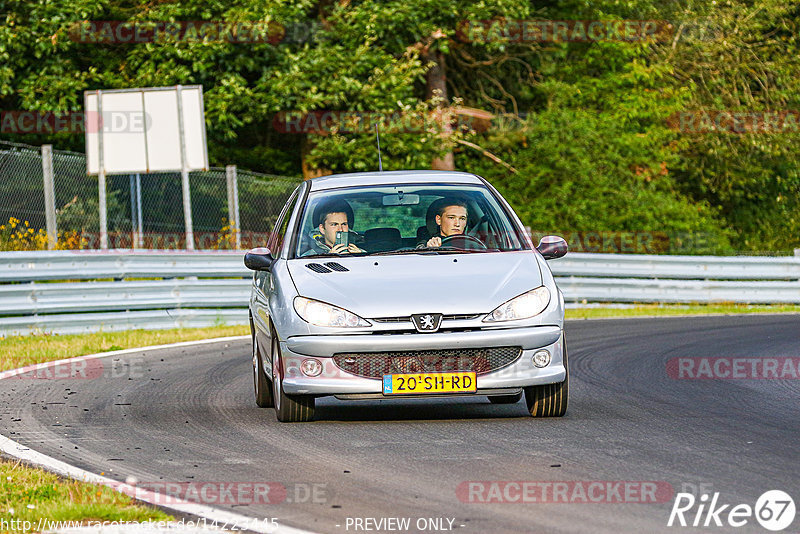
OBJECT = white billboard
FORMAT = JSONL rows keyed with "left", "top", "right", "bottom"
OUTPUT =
{"left": 85, "top": 85, "right": 209, "bottom": 175}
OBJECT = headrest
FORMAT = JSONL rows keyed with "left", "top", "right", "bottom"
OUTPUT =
{"left": 416, "top": 225, "right": 430, "bottom": 241}
{"left": 364, "top": 227, "right": 401, "bottom": 242}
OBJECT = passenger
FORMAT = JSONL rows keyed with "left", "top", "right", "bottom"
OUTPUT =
{"left": 418, "top": 200, "right": 468, "bottom": 248}
{"left": 303, "top": 199, "right": 365, "bottom": 256}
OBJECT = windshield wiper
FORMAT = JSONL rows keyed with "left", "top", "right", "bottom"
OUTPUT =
{"left": 432, "top": 248, "right": 500, "bottom": 254}
{"left": 367, "top": 247, "right": 499, "bottom": 256}
{"left": 296, "top": 253, "right": 340, "bottom": 258}
{"left": 297, "top": 252, "right": 368, "bottom": 259}
{"left": 367, "top": 248, "right": 440, "bottom": 256}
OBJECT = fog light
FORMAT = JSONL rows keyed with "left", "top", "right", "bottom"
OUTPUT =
{"left": 301, "top": 359, "right": 322, "bottom": 377}
{"left": 532, "top": 350, "right": 551, "bottom": 368}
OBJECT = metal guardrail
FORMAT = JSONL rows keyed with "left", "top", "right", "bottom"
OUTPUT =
{"left": 0, "top": 279, "right": 249, "bottom": 315}
{"left": 554, "top": 277, "right": 800, "bottom": 304}
{"left": 1, "top": 250, "right": 799, "bottom": 336}
{"left": 0, "top": 309, "right": 247, "bottom": 335}
{"left": 550, "top": 253, "right": 800, "bottom": 280}
{"left": 0, "top": 251, "right": 252, "bottom": 335}
{"left": 0, "top": 250, "right": 246, "bottom": 282}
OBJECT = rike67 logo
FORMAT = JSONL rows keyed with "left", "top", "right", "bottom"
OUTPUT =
{"left": 668, "top": 490, "right": 795, "bottom": 531}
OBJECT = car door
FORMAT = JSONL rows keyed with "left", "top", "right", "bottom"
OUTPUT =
{"left": 252, "top": 184, "right": 303, "bottom": 358}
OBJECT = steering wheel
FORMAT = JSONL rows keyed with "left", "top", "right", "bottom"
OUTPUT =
{"left": 440, "top": 233, "right": 487, "bottom": 249}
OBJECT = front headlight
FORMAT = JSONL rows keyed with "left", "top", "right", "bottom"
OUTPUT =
{"left": 294, "top": 297, "right": 371, "bottom": 328}
{"left": 483, "top": 286, "right": 551, "bottom": 322}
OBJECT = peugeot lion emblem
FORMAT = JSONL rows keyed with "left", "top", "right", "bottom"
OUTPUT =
{"left": 411, "top": 313, "right": 443, "bottom": 333}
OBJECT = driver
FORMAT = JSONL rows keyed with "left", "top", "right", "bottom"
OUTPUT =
{"left": 418, "top": 200, "right": 468, "bottom": 248}
{"left": 303, "top": 199, "right": 365, "bottom": 256}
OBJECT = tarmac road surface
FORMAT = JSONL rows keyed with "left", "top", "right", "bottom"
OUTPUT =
{"left": 1, "top": 315, "right": 798, "bottom": 533}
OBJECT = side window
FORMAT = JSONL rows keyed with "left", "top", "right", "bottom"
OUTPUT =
{"left": 267, "top": 187, "right": 300, "bottom": 255}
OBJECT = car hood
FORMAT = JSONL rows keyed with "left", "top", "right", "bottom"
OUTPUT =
{"left": 287, "top": 251, "right": 543, "bottom": 318}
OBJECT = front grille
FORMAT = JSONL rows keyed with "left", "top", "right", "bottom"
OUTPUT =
{"left": 371, "top": 316, "right": 409, "bottom": 323}
{"left": 371, "top": 314, "right": 481, "bottom": 323}
{"left": 333, "top": 347, "right": 522, "bottom": 378}
{"left": 443, "top": 314, "right": 481, "bottom": 321}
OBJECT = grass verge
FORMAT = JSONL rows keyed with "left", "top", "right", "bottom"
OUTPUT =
{"left": 0, "top": 325, "right": 248, "bottom": 372}
{"left": 566, "top": 303, "right": 800, "bottom": 319}
{"left": 0, "top": 459, "right": 172, "bottom": 532}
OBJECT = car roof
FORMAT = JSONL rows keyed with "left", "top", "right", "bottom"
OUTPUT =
{"left": 307, "top": 170, "right": 485, "bottom": 191}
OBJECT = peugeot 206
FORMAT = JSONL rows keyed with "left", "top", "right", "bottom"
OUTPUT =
{"left": 244, "top": 170, "right": 568, "bottom": 422}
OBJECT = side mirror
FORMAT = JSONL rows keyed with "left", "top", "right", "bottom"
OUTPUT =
{"left": 244, "top": 247, "right": 275, "bottom": 271}
{"left": 536, "top": 236, "right": 568, "bottom": 260}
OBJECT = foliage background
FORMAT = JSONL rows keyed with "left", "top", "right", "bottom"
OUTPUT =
{"left": 1, "top": 0, "right": 798, "bottom": 253}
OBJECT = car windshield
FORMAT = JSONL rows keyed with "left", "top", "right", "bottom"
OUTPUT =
{"left": 292, "top": 183, "right": 528, "bottom": 258}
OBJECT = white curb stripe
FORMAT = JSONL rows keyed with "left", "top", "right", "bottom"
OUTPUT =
{"left": 0, "top": 336, "right": 317, "bottom": 534}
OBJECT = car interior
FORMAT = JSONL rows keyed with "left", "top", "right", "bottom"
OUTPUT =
{"left": 296, "top": 189, "right": 512, "bottom": 257}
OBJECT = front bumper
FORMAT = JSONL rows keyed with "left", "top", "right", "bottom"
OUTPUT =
{"left": 277, "top": 326, "right": 565, "bottom": 395}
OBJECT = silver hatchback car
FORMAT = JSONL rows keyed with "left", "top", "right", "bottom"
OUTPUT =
{"left": 245, "top": 170, "right": 568, "bottom": 422}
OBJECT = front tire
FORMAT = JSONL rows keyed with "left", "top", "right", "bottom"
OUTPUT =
{"left": 253, "top": 334, "right": 274, "bottom": 408}
{"left": 524, "top": 338, "right": 569, "bottom": 417}
{"left": 271, "top": 332, "right": 315, "bottom": 422}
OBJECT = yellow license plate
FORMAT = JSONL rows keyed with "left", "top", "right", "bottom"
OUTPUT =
{"left": 382, "top": 372, "right": 477, "bottom": 395}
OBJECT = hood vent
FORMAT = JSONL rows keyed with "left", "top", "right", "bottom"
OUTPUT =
{"left": 305, "top": 263, "right": 332, "bottom": 273}
{"left": 325, "top": 262, "right": 349, "bottom": 272}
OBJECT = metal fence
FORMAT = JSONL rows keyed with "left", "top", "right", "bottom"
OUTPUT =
{"left": 1, "top": 251, "right": 798, "bottom": 336}
{"left": 0, "top": 139, "right": 301, "bottom": 251}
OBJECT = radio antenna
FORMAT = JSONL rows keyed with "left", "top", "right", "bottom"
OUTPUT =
{"left": 375, "top": 123, "right": 383, "bottom": 171}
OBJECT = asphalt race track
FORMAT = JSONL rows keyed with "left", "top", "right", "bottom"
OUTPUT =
{"left": 1, "top": 315, "right": 798, "bottom": 533}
